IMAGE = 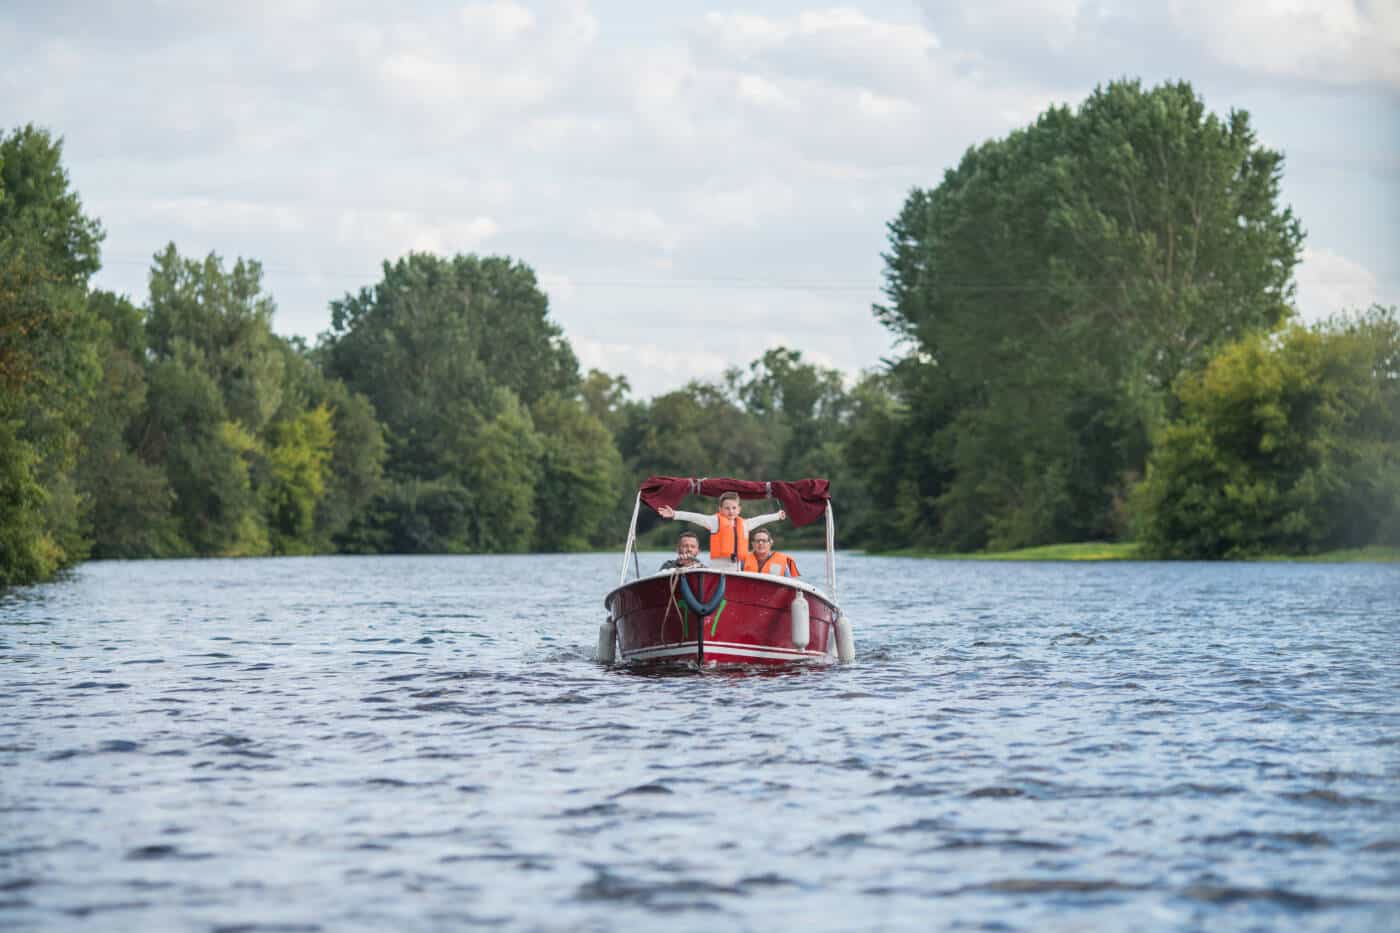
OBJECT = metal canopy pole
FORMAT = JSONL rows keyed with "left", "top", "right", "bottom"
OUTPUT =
{"left": 619, "top": 493, "right": 642, "bottom": 586}
{"left": 825, "top": 500, "right": 837, "bottom": 601}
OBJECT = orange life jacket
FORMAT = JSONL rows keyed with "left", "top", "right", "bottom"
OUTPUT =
{"left": 711, "top": 514, "right": 748, "bottom": 562}
{"left": 742, "top": 551, "right": 798, "bottom": 577}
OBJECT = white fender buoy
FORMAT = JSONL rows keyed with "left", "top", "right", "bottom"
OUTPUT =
{"left": 835, "top": 612, "right": 855, "bottom": 662}
{"left": 598, "top": 618, "right": 617, "bottom": 665}
{"left": 790, "top": 591, "right": 810, "bottom": 651}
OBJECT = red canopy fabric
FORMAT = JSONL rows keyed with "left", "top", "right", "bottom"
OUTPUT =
{"left": 639, "top": 476, "right": 830, "bottom": 527}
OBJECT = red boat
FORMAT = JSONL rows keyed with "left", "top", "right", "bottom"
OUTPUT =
{"left": 599, "top": 476, "right": 855, "bottom": 667}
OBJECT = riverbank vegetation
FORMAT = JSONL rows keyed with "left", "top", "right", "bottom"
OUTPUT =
{"left": 891, "top": 542, "right": 1143, "bottom": 561}
{"left": 882, "top": 543, "right": 1399, "bottom": 563}
{"left": 3, "top": 79, "right": 1397, "bottom": 586}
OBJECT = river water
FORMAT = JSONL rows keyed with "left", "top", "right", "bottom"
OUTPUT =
{"left": 1, "top": 554, "right": 1397, "bottom": 931}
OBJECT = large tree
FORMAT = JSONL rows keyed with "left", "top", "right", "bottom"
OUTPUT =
{"left": 319, "top": 253, "right": 601, "bottom": 553}
{"left": 875, "top": 80, "right": 1305, "bottom": 550}
{"left": 0, "top": 125, "right": 105, "bottom": 584}
{"left": 139, "top": 245, "right": 361, "bottom": 557}
{"left": 321, "top": 252, "right": 579, "bottom": 479}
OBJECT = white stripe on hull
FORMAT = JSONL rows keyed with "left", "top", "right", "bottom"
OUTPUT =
{"left": 703, "top": 641, "right": 831, "bottom": 662}
{"left": 620, "top": 640, "right": 830, "bottom": 663}
{"left": 622, "top": 643, "right": 700, "bottom": 662}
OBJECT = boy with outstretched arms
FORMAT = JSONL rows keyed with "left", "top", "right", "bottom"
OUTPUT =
{"left": 657, "top": 491, "right": 785, "bottom": 570}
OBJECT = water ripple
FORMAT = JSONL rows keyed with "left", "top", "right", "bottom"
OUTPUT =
{"left": 1, "top": 554, "right": 1396, "bottom": 930}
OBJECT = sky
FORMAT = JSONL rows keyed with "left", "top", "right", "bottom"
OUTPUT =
{"left": 3, "top": 0, "right": 1397, "bottom": 398}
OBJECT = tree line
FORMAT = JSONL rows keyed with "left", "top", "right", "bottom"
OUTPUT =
{"left": 3, "top": 79, "right": 1396, "bottom": 586}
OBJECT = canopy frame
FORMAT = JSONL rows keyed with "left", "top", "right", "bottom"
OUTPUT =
{"left": 619, "top": 477, "right": 837, "bottom": 593}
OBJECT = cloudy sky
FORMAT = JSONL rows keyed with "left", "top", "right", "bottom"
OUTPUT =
{"left": 3, "top": 1, "right": 1397, "bottom": 397}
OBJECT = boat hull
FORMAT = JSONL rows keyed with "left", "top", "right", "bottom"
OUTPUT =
{"left": 604, "top": 570, "right": 838, "bottom": 666}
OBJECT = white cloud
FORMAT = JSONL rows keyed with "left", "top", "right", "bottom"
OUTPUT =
{"left": 377, "top": 54, "right": 553, "bottom": 113}
{"left": 705, "top": 7, "right": 940, "bottom": 55}
{"left": 556, "top": 0, "right": 600, "bottom": 48}
{"left": 518, "top": 113, "right": 605, "bottom": 150}
{"left": 539, "top": 271, "right": 576, "bottom": 301}
{"left": 629, "top": 45, "right": 702, "bottom": 141}
{"left": 916, "top": 0, "right": 1400, "bottom": 90}
{"left": 570, "top": 335, "right": 732, "bottom": 388}
{"left": 856, "top": 89, "right": 918, "bottom": 120}
{"left": 149, "top": 198, "right": 306, "bottom": 234}
{"left": 585, "top": 208, "right": 680, "bottom": 251}
{"left": 685, "top": 180, "right": 796, "bottom": 231}
{"left": 736, "top": 73, "right": 800, "bottom": 111}
{"left": 1294, "top": 246, "right": 1382, "bottom": 322}
{"left": 336, "top": 210, "right": 499, "bottom": 257}
{"left": 703, "top": 7, "right": 941, "bottom": 96}
{"left": 1171, "top": 0, "right": 1400, "bottom": 88}
{"left": 702, "top": 11, "right": 790, "bottom": 51}
{"left": 460, "top": 1, "right": 537, "bottom": 41}
{"left": 796, "top": 7, "right": 940, "bottom": 53}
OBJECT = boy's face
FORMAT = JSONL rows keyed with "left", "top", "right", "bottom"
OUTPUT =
{"left": 720, "top": 498, "right": 741, "bottom": 518}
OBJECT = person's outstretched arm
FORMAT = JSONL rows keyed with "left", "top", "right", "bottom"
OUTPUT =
{"left": 656, "top": 506, "right": 718, "bottom": 532}
{"left": 745, "top": 509, "right": 787, "bottom": 532}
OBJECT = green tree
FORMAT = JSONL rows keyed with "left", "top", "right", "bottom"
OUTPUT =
{"left": 352, "top": 389, "right": 546, "bottom": 555}
{"left": 841, "top": 366, "right": 951, "bottom": 549}
{"left": 138, "top": 245, "right": 346, "bottom": 558}
{"left": 0, "top": 127, "right": 103, "bottom": 377}
{"left": 736, "top": 347, "right": 850, "bottom": 478}
{"left": 0, "top": 420, "right": 48, "bottom": 586}
{"left": 322, "top": 252, "right": 579, "bottom": 479}
{"left": 278, "top": 339, "right": 387, "bottom": 550}
{"left": 1135, "top": 308, "right": 1400, "bottom": 557}
{"left": 463, "top": 390, "right": 543, "bottom": 552}
{"left": 531, "top": 395, "right": 623, "bottom": 551}
{"left": 317, "top": 253, "right": 599, "bottom": 554}
{"left": 581, "top": 369, "right": 632, "bottom": 436}
{"left": 0, "top": 125, "right": 105, "bottom": 584}
{"left": 143, "top": 348, "right": 261, "bottom": 555}
{"left": 617, "top": 384, "right": 777, "bottom": 482}
{"left": 876, "top": 80, "right": 1304, "bottom": 549}
{"left": 369, "top": 478, "right": 474, "bottom": 554}
{"left": 146, "top": 244, "right": 284, "bottom": 434}
{"left": 262, "top": 404, "right": 336, "bottom": 554}
{"left": 76, "top": 291, "right": 182, "bottom": 558}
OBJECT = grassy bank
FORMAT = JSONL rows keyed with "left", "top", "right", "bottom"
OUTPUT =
{"left": 1251, "top": 546, "right": 1400, "bottom": 563}
{"left": 883, "top": 542, "right": 1141, "bottom": 561}
{"left": 878, "top": 543, "right": 1400, "bottom": 563}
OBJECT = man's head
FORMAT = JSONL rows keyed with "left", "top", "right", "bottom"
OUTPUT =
{"left": 751, "top": 529, "right": 773, "bottom": 559}
{"left": 676, "top": 531, "right": 701, "bottom": 563}
{"left": 718, "top": 491, "right": 741, "bottom": 518}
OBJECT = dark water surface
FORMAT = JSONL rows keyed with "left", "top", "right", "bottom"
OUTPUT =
{"left": 2, "top": 554, "right": 1398, "bottom": 931}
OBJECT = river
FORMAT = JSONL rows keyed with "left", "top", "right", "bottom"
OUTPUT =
{"left": 2, "top": 553, "right": 1397, "bottom": 931}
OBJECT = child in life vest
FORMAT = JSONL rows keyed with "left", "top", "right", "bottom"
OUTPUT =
{"left": 657, "top": 491, "right": 785, "bottom": 570}
{"left": 741, "top": 529, "right": 798, "bottom": 577}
